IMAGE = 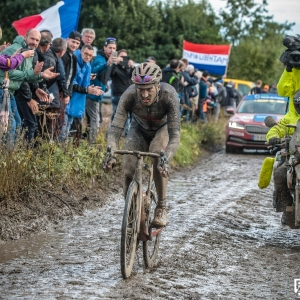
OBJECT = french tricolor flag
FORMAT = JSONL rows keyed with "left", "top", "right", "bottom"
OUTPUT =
{"left": 183, "top": 40, "right": 231, "bottom": 75}
{"left": 12, "top": 0, "right": 82, "bottom": 39}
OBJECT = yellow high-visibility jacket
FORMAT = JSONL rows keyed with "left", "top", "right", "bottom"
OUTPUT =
{"left": 266, "top": 68, "right": 300, "bottom": 141}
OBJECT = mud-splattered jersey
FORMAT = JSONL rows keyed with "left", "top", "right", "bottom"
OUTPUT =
{"left": 107, "top": 82, "right": 180, "bottom": 161}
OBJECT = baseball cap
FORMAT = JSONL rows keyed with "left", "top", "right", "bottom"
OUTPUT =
{"left": 68, "top": 30, "right": 82, "bottom": 41}
{"left": 105, "top": 37, "right": 117, "bottom": 46}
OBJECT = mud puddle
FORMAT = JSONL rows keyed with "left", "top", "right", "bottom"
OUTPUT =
{"left": 1, "top": 152, "right": 300, "bottom": 299}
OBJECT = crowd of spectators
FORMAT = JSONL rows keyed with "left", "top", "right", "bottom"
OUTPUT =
{"left": 0, "top": 27, "right": 281, "bottom": 148}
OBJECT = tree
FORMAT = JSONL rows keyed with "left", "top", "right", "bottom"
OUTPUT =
{"left": 219, "top": 0, "right": 294, "bottom": 83}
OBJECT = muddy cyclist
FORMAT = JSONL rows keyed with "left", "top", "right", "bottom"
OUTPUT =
{"left": 103, "top": 62, "right": 180, "bottom": 227}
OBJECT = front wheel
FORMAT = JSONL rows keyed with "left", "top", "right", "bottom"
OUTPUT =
{"left": 143, "top": 181, "right": 162, "bottom": 268}
{"left": 120, "top": 181, "right": 139, "bottom": 279}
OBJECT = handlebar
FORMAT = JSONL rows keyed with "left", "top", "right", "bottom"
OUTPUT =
{"left": 102, "top": 146, "right": 167, "bottom": 171}
{"left": 114, "top": 149, "right": 161, "bottom": 158}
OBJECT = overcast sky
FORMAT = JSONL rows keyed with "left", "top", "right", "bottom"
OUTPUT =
{"left": 208, "top": 0, "right": 300, "bottom": 36}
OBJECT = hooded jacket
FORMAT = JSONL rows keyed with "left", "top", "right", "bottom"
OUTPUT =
{"left": 0, "top": 36, "right": 42, "bottom": 94}
{"left": 65, "top": 50, "right": 91, "bottom": 118}
{"left": 266, "top": 68, "right": 300, "bottom": 141}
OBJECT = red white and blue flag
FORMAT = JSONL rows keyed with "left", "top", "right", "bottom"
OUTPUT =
{"left": 183, "top": 40, "right": 231, "bottom": 75}
{"left": 12, "top": 0, "right": 82, "bottom": 39}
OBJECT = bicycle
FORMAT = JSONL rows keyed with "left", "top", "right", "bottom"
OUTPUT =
{"left": 103, "top": 146, "right": 167, "bottom": 279}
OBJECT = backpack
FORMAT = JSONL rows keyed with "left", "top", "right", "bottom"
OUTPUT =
{"left": 161, "top": 70, "right": 181, "bottom": 92}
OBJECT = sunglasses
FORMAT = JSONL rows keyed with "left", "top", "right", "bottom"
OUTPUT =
{"left": 134, "top": 75, "right": 154, "bottom": 83}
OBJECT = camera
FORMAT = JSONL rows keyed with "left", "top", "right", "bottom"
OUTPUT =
{"left": 279, "top": 35, "right": 300, "bottom": 71}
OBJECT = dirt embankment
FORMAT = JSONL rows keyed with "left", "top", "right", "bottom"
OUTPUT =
{"left": 0, "top": 103, "right": 118, "bottom": 242}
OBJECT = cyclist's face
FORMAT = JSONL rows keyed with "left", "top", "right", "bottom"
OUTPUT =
{"left": 137, "top": 84, "right": 159, "bottom": 106}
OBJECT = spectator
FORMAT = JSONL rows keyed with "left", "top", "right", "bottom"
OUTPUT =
{"left": 197, "top": 70, "right": 210, "bottom": 123}
{"left": 215, "top": 79, "right": 227, "bottom": 120}
{"left": 190, "top": 70, "right": 201, "bottom": 121}
{"left": 61, "top": 31, "right": 81, "bottom": 101}
{"left": 60, "top": 45, "right": 103, "bottom": 141}
{"left": 269, "top": 83, "right": 277, "bottom": 94}
{"left": 161, "top": 59, "right": 182, "bottom": 94}
{"left": 36, "top": 30, "right": 53, "bottom": 60}
{"left": 15, "top": 30, "right": 53, "bottom": 142}
{"left": 225, "top": 81, "right": 238, "bottom": 108}
{"left": 0, "top": 50, "right": 34, "bottom": 131}
{"left": 145, "top": 56, "right": 156, "bottom": 64}
{"left": 207, "top": 77, "right": 219, "bottom": 120}
{"left": 0, "top": 51, "right": 33, "bottom": 71}
{"left": 86, "top": 37, "right": 117, "bottom": 142}
{"left": 110, "top": 49, "right": 134, "bottom": 135}
{"left": 262, "top": 84, "right": 269, "bottom": 93}
{"left": 180, "top": 64, "right": 198, "bottom": 121}
{"left": 0, "top": 29, "right": 59, "bottom": 142}
{"left": 80, "top": 28, "right": 95, "bottom": 50}
{"left": 251, "top": 79, "right": 263, "bottom": 94}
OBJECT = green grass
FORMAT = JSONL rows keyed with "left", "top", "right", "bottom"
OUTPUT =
{"left": 0, "top": 118, "right": 226, "bottom": 201}
{"left": 174, "top": 118, "right": 226, "bottom": 166}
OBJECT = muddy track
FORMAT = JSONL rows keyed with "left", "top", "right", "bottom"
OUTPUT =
{"left": 1, "top": 152, "right": 300, "bottom": 299}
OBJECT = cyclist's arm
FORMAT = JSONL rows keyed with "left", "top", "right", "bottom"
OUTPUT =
{"left": 106, "top": 87, "right": 133, "bottom": 152}
{"left": 164, "top": 87, "right": 181, "bottom": 162}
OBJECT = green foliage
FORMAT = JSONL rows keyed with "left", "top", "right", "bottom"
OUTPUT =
{"left": 0, "top": 119, "right": 226, "bottom": 201}
{"left": 0, "top": 131, "right": 108, "bottom": 201}
{"left": 173, "top": 118, "right": 226, "bottom": 166}
{"left": 218, "top": 0, "right": 294, "bottom": 83}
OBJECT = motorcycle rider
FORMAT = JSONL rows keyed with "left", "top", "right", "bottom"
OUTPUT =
{"left": 103, "top": 63, "right": 180, "bottom": 227}
{"left": 267, "top": 66, "right": 300, "bottom": 224}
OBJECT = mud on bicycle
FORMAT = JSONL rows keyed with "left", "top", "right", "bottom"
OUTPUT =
{"left": 103, "top": 146, "right": 168, "bottom": 279}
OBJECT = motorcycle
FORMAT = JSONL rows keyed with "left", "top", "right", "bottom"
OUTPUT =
{"left": 261, "top": 116, "right": 300, "bottom": 228}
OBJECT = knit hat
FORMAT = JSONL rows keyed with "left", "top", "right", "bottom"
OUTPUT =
{"left": 68, "top": 31, "right": 82, "bottom": 42}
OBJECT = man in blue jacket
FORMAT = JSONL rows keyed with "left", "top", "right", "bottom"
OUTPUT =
{"left": 86, "top": 37, "right": 117, "bottom": 143}
{"left": 60, "top": 45, "right": 102, "bottom": 141}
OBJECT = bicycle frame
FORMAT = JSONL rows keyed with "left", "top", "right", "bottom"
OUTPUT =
{"left": 114, "top": 150, "right": 163, "bottom": 241}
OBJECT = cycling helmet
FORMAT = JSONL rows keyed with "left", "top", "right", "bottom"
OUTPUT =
{"left": 132, "top": 63, "right": 162, "bottom": 88}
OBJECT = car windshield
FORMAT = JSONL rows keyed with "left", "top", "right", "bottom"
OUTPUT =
{"left": 238, "top": 99, "right": 287, "bottom": 114}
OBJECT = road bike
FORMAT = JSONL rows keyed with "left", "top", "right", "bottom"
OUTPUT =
{"left": 103, "top": 146, "right": 166, "bottom": 279}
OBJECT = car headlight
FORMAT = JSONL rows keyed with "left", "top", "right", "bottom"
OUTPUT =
{"left": 228, "top": 122, "right": 245, "bottom": 130}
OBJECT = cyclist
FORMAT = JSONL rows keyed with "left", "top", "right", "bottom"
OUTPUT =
{"left": 104, "top": 62, "right": 180, "bottom": 227}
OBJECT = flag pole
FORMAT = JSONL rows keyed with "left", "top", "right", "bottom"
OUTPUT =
{"left": 224, "top": 43, "right": 232, "bottom": 77}
{"left": 75, "top": 0, "right": 83, "bottom": 31}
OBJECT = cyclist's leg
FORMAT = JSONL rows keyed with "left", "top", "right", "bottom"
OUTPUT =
{"left": 149, "top": 124, "right": 169, "bottom": 226}
{"left": 122, "top": 122, "right": 148, "bottom": 198}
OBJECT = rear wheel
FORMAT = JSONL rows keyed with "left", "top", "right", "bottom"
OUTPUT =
{"left": 143, "top": 181, "right": 162, "bottom": 268}
{"left": 120, "top": 181, "right": 139, "bottom": 279}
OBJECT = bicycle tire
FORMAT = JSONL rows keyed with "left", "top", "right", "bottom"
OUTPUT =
{"left": 143, "top": 181, "right": 161, "bottom": 268}
{"left": 120, "top": 180, "right": 139, "bottom": 279}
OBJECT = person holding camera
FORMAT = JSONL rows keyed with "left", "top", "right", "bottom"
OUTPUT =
{"left": 266, "top": 35, "right": 300, "bottom": 224}
{"left": 110, "top": 49, "right": 134, "bottom": 136}
{"left": 86, "top": 37, "right": 118, "bottom": 143}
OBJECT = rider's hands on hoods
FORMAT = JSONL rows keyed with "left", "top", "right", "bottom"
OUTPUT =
{"left": 269, "top": 137, "right": 281, "bottom": 145}
{"left": 102, "top": 156, "right": 116, "bottom": 172}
